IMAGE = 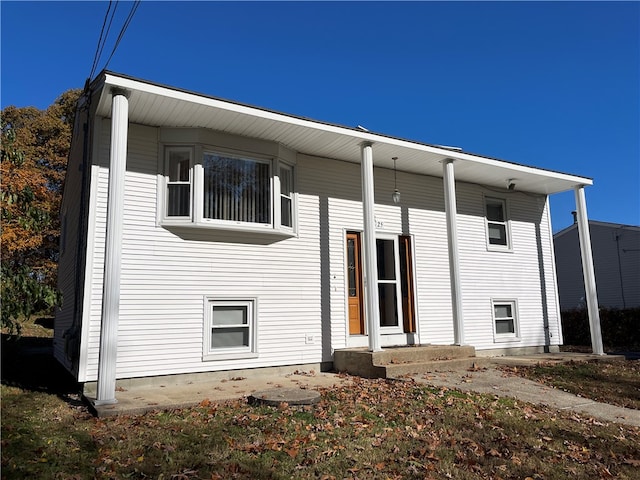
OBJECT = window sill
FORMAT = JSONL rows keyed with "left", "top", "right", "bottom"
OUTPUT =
{"left": 486, "top": 244, "right": 513, "bottom": 253}
{"left": 203, "top": 351, "right": 259, "bottom": 362}
{"left": 493, "top": 335, "right": 521, "bottom": 343}
{"left": 162, "top": 219, "right": 297, "bottom": 240}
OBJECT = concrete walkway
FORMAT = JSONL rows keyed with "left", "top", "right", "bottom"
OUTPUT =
{"left": 411, "top": 365, "right": 640, "bottom": 427}
{"left": 88, "top": 354, "right": 640, "bottom": 428}
{"left": 88, "top": 370, "right": 353, "bottom": 417}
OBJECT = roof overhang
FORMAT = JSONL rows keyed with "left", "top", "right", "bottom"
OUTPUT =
{"left": 90, "top": 71, "right": 592, "bottom": 195}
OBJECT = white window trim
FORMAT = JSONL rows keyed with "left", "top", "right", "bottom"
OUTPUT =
{"left": 203, "top": 296, "right": 258, "bottom": 361}
{"left": 278, "top": 162, "right": 295, "bottom": 232}
{"left": 484, "top": 195, "right": 512, "bottom": 252}
{"left": 160, "top": 144, "right": 297, "bottom": 237}
{"left": 491, "top": 299, "right": 520, "bottom": 342}
{"left": 164, "top": 146, "right": 194, "bottom": 223}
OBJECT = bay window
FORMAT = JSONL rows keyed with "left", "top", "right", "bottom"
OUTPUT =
{"left": 161, "top": 144, "right": 295, "bottom": 234}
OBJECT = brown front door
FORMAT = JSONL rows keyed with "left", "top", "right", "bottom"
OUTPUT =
{"left": 347, "top": 232, "right": 365, "bottom": 335}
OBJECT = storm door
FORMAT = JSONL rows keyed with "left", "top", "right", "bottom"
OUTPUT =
{"left": 376, "top": 236, "right": 403, "bottom": 332}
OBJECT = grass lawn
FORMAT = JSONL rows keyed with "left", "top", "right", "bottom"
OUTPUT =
{"left": 506, "top": 360, "right": 640, "bottom": 410}
{"left": 2, "top": 336, "right": 640, "bottom": 479}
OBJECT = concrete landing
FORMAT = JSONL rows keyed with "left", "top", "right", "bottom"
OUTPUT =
{"left": 334, "top": 345, "right": 477, "bottom": 378}
{"left": 87, "top": 370, "right": 350, "bottom": 417}
{"left": 333, "top": 347, "right": 627, "bottom": 380}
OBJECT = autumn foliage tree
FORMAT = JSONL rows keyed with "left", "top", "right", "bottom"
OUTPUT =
{"left": 1, "top": 89, "right": 81, "bottom": 333}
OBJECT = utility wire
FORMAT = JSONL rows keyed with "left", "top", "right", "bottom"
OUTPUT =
{"left": 103, "top": 0, "right": 141, "bottom": 71}
{"left": 93, "top": 2, "right": 119, "bottom": 78}
{"left": 88, "top": 0, "right": 116, "bottom": 81}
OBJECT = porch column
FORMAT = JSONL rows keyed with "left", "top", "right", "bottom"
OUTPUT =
{"left": 96, "top": 89, "right": 129, "bottom": 405}
{"left": 574, "top": 186, "right": 604, "bottom": 355}
{"left": 361, "top": 142, "right": 381, "bottom": 352}
{"left": 442, "top": 159, "right": 464, "bottom": 345}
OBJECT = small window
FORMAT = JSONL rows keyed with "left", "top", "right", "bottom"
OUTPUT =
{"left": 485, "top": 197, "right": 510, "bottom": 250}
{"left": 204, "top": 298, "right": 257, "bottom": 360}
{"left": 492, "top": 300, "right": 519, "bottom": 341}
{"left": 280, "top": 164, "right": 293, "bottom": 228}
{"left": 166, "top": 148, "right": 192, "bottom": 217}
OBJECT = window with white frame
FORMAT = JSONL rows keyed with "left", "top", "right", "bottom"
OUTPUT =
{"left": 162, "top": 146, "right": 294, "bottom": 233}
{"left": 485, "top": 197, "right": 510, "bottom": 249}
{"left": 203, "top": 153, "right": 271, "bottom": 224}
{"left": 492, "top": 300, "right": 519, "bottom": 340}
{"left": 204, "top": 298, "right": 257, "bottom": 359}
{"left": 279, "top": 163, "right": 293, "bottom": 228}
{"left": 166, "top": 147, "right": 193, "bottom": 218}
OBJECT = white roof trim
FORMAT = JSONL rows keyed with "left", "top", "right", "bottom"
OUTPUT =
{"left": 93, "top": 71, "right": 593, "bottom": 195}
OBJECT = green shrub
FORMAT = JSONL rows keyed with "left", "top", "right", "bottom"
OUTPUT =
{"left": 561, "top": 307, "right": 640, "bottom": 349}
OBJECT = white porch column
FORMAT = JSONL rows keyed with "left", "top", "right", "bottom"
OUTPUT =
{"left": 574, "top": 186, "right": 604, "bottom": 355}
{"left": 361, "top": 142, "right": 381, "bottom": 352}
{"left": 443, "top": 159, "right": 464, "bottom": 345}
{"left": 96, "top": 89, "right": 129, "bottom": 404}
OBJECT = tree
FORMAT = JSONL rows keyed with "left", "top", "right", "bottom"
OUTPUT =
{"left": 1, "top": 89, "right": 81, "bottom": 333}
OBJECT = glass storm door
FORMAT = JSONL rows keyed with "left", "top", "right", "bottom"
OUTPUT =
{"left": 376, "top": 237, "right": 403, "bottom": 330}
{"left": 347, "top": 232, "right": 365, "bottom": 335}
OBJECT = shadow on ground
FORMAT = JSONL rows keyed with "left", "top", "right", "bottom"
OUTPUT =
{"left": 1, "top": 334, "right": 83, "bottom": 406}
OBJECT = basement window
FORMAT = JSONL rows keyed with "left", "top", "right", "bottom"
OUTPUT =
{"left": 492, "top": 300, "right": 520, "bottom": 341}
{"left": 203, "top": 297, "right": 258, "bottom": 360}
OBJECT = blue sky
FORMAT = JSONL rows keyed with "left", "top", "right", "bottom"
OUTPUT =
{"left": 2, "top": 1, "right": 638, "bottom": 232}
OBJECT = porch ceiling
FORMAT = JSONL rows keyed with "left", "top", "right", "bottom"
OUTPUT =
{"left": 92, "top": 71, "right": 592, "bottom": 195}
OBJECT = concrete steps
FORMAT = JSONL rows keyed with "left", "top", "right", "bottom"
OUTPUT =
{"left": 333, "top": 345, "right": 483, "bottom": 379}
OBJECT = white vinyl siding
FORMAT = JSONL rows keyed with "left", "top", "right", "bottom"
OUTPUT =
{"left": 81, "top": 123, "right": 321, "bottom": 381}
{"left": 79, "top": 123, "right": 562, "bottom": 382}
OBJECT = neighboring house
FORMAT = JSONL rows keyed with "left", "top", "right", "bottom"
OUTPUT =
{"left": 554, "top": 220, "right": 640, "bottom": 310}
{"left": 54, "top": 71, "right": 602, "bottom": 405}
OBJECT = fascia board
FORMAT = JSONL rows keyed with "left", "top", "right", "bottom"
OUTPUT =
{"left": 101, "top": 72, "right": 593, "bottom": 189}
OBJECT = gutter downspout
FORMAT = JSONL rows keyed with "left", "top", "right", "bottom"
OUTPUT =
{"left": 95, "top": 88, "right": 130, "bottom": 405}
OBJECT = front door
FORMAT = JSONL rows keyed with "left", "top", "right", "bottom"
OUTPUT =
{"left": 347, "top": 232, "right": 365, "bottom": 335}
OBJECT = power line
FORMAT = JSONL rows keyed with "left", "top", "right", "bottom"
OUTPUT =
{"left": 88, "top": 0, "right": 141, "bottom": 82}
{"left": 93, "top": 2, "right": 119, "bottom": 78}
{"left": 89, "top": 1, "right": 116, "bottom": 81}
{"left": 103, "top": 0, "right": 141, "bottom": 72}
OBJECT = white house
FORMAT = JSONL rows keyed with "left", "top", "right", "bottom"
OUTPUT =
{"left": 54, "top": 71, "right": 603, "bottom": 405}
{"left": 554, "top": 220, "right": 640, "bottom": 310}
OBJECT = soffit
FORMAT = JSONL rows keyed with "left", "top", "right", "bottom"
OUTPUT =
{"left": 93, "top": 72, "right": 592, "bottom": 195}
